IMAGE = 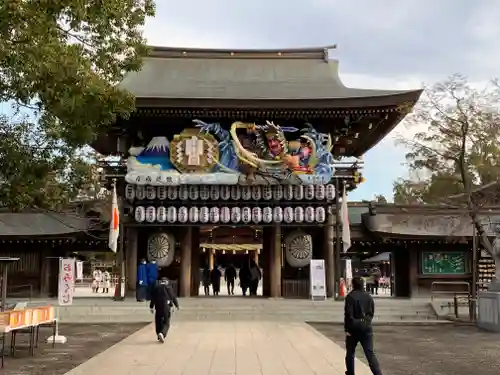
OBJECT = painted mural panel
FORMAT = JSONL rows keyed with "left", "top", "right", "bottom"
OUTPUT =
{"left": 125, "top": 120, "right": 335, "bottom": 185}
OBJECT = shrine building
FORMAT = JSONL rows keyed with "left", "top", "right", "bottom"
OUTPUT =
{"left": 96, "top": 46, "right": 422, "bottom": 298}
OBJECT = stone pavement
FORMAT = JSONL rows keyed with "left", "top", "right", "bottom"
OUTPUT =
{"left": 63, "top": 321, "right": 372, "bottom": 375}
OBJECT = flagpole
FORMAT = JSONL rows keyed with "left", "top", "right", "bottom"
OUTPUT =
{"left": 112, "top": 178, "right": 126, "bottom": 301}
{"left": 334, "top": 178, "right": 342, "bottom": 300}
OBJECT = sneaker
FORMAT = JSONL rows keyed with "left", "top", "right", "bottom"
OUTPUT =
{"left": 157, "top": 333, "right": 165, "bottom": 343}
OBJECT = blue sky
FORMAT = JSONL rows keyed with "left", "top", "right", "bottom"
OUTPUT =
{"left": 3, "top": 1, "right": 499, "bottom": 201}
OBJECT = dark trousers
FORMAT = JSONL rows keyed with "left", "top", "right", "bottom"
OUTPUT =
{"left": 226, "top": 279, "right": 235, "bottom": 295}
{"left": 345, "top": 331, "right": 382, "bottom": 375}
{"left": 203, "top": 285, "right": 210, "bottom": 295}
{"left": 136, "top": 284, "right": 147, "bottom": 301}
{"left": 249, "top": 280, "right": 259, "bottom": 295}
{"left": 155, "top": 311, "right": 171, "bottom": 337}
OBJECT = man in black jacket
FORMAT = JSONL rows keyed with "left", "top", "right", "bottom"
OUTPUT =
{"left": 344, "top": 276, "right": 382, "bottom": 375}
{"left": 150, "top": 277, "right": 179, "bottom": 343}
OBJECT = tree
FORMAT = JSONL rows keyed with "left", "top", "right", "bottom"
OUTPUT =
{"left": 374, "top": 194, "right": 388, "bottom": 204}
{"left": 0, "top": 0, "right": 155, "bottom": 146}
{"left": 395, "top": 74, "right": 500, "bottom": 254}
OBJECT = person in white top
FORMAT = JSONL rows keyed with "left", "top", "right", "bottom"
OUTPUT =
{"left": 102, "top": 270, "right": 111, "bottom": 293}
{"left": 92, "top": 269, "right": 102, "bottom": 293}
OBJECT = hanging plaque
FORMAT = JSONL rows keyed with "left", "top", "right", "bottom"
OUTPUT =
{"left": 125, "top": 184, "right": 135, "bottom": 200}
{"left": 209, "top": 207, "right": 220, "bottom": 223}
{"left": 134, "top": 206, "right": 145, "bottom": 222}
{"left": 156, "top": 206, "right": 167, "bottom": 223}
{"left": 167, "top": 206, "right": 177, "bottom": 223}
{"left": 157, "top": 186, "right": 167, "bottom": 200}
{"left": 177, "top": 207, "right": 188, "bottom": 223}
{"left": 262, "top": 207, "right": 273, "bottom": 223}
{"left": 146, "top": 206, "right": 156, "bottom": 223}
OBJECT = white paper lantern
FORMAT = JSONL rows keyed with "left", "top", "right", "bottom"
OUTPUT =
{"left": 283, "top": 185, "right": 293, "bottom": 200}
{"left": 209, "top": 207, "right": 220, "bottom": 223}
{"left": 284, "top": 207, "right": 294, "bottom": 223}
{"left": 326, "top": 184, "right": 335, "bottom": 201}
{"left": 273, "top": 185, "right": 283, "bottom": 200}
{"left": 315, "top": 207, "right": 326, "bottom": 223}
{"left": 179, "top": 186, "right": 189, "bottom": 200}
{"left": 241, "top": 186, "right": 252, "bottom": 200}
{"left": 293, "top": 185, "right": 304, "bottom": 200}
{"left": 167, "top": 186, "right": 178, "bottom": 200}
{"left": 125, "top": 184, "right": 135, "bottom": 200}
{"left": 167, "top": 206, "right": 177, "bottom": 223}
{"left": 294, "top": 206, "right": 304, "bottom": 223}
{"left": 231, "top": 185, "right": 241, "bottom": 200}
{"left": 135, "top": 186, "right": 146, "bottom": 200}
{"left": 189, "top": 186, "right": 199, "bottom": 200}
{"left": 220, "top": 207, "right": 231, "bottom": 223}
{"left": 199, "top": 185, "right": 210, "bottom": 200}
{"left": 262, "top": 186, "right": 272, "bottom": 200}
{"left": 273, "top": 207, "right": 283, "bottom": 222}
{"left": 305, "top": 206, "right": 315, "bottom": 223}
{"left": 156, "top": 206, "right": 167, "bottom": 222}
{"left": 189, "top": 207, "right": 199, "bottom": 222}
{"left": 220, "top": 185, "right": 231, "bottom": 200}
{"left": 157, "top": 186, "right": 167, "bottom": 200}
{"left": 251, "top": 186, "right": 262, "bottom": 200}
{"left": 241, "top": 207, "right": 252, "bottom": 224}
{"left": 146, "top": 186, "right": 157, "bottom": 200}
{"left": 262, "top": 207, "right": 273, "bottom": 223}
{"left": 252, "top": 207, "right": 262, "bottom": 223}
{"left": 134, "top": 206, "right": 145, "bottom": 222}
{"left": 231, "top": 207, "right": 241, "bottom": 223}
{"left": 304, "top": 185, "right": 315, "bottom": 200}
{"left": 146, "top": 206, "right": 156, "bottom": 223}
{"left": 177, "top": 206, "right": 188, "bottom": 223}
{"left": 210, "top": 185, "right": 220, "bottom": 200}
{"left": 199, "top": 207, "right": 209, "bottom": 223}
{"left": 315, "top": 185, "right": 325, "bottom": 200}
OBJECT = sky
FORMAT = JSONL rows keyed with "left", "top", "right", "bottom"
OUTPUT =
{"left": 143, "top": 0, "right": 500, "bottom": 201}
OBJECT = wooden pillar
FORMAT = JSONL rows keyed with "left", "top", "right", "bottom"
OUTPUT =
{"left": 126, "top": 227, "right": 138, "bottom": 291}
{"left": 270, "top": 225, "right": 282, "bottom": 298}
{"left": 253, "top": 250, "right": 259, "bottom": 265}
{"left": 324, "top": 207, "right": 335, "bottom": 298}
{"left": 40, "top": 247, "right": 51, "bottom": 297}
{"left": 262, "top": 227, "right": 271, "bottom": 297}
{"left": 208, "top": 251, "right": 214, "bottom": 270}
{"left": 179, "top": 227, "right": 192, "bottom": 297}
{"left": 190, "top": 227, "right": 200, "bottom": 296}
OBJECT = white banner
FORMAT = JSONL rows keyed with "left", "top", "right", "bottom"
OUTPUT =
{"left": 58, "top": 258, "right": 76, "bottom": 306}
{"left": 76, "top": 261, "right": 84, "bottom": 280}
{"left": 310, "top": 259, "right": 327, "bottom": 300}
{"left": 345, "top": 259, "right": 353, "bottom": 280}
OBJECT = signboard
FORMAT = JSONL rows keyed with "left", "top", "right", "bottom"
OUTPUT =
{"left": 76, "top": 261, "right": 84, "bottom": 280}
{"left": 421, "top": 251, "right": 466, "bottom": 275}
{"left": 345, "top": 259, "right": 353, "bottom": 280}
{"left": 310, "top": 259, "right": 327, "bottom": 300}
{"left": 58, "top": 258, "right": 76, "bottom": 306}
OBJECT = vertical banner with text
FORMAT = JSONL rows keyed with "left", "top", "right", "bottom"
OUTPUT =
{"left": 58, "top": 258, "right": 76, "bottom": 306}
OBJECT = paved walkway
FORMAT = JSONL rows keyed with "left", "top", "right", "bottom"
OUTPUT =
{"left": 63, "top": 321, "right": 372, "bottom": 375}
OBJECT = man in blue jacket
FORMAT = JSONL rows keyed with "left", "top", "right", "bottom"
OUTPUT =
{"left": 136, "top": 259, "right": 148, "bottom": 302}
{"left": 146, "top": 260, "right": 159, "bottom": 300}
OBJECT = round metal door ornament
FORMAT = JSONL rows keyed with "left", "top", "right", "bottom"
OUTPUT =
{"left": 294, "top": 206, "right": 304, "bottom": 223}
{"left": 199, "top": 206, "right": 209, "bottom": 223}
{"left": 315, "top": 207, "right": 326, "bottom": 223}
{"left": 262, "top": 186, "right": 272, "bottom": 200}
{"left": 134, "top": 206, "right": 145, "bottom": 222}
{"left": 326, "top": 184, "right": 335, "bottom": 201}
{"left": 188, "top": 186, "right": 199, "bottom": 200}
{"left": 231, "top": 207, "right": 241, "bottom": 223}
{"left": 262, "top": 207, "right": 273, "bottom": 223}
{"left": 272, "top": 185, "right": 283, "bottom": 200}
{"left": 304, "top": 185, "right": 315, "bottom": 200}
{"left": 315, "top": 185, "right": 325, "bottom": 200}
{"left": 284, "top": 207, "right": 294, "bottom": 223}
{"left": 179, "top": 186, "right": 189, "bottom": 200}
{"left": 167, "top": 206, "right": 177, "bottom": 223}
{"left": 241, "top": 186, "right": 252, "bottom": 200}
{"left": 241, "top": 207, "right": 252, "bottom": 224}
{"left": 167, "top": 186, "right": 178, "bottom": 200}
{"left": 220, "top": 207, "right": 231, "bottom": 223}
{"left": 273, "top": 207, "right": 283, "bottom": 222}
{"left": 305, "top": 206, "right": 315, "bottom": 223}
{"left": 283, "top": 185, "right": 294, "bottom": 201}
{"left": 209, "top": 207, "right": 220, "bottom": 223}
{"left": 199, "top": 185, "right": 210, "bottom": 200}
{"left": 188, "top": 207, "right": 199, "bottom": 222}
{"left": 220, "top": 185, "right": 231, "bottom": 200}
{"left": 252, "top": 207, "right": 262, "bottom": 223}
{"left": 145, "top": 206, "right": 156, "bottom": 223}
{"left": 156, "top": 206, "right": 167, "bottom": 223}
{"left": 125, "top": 184, "right": 135, "bottom": 201}
{"left": 293, "top": 185, "right": 304, "bottom": 200}
{"left": 210, "top": 185, "right": 220, "bottom": 200}
{"left": 146, "top": 186, "right": 157, "bottom": 200}
{"left": 251, "top": 186, "right": 262, "bottom": 200}
{"left": 231, "top": 185, "right": 241, "bottom": 200}
{"left": 147, "top": 232, "right": 175, "bottom": 267}
{"left": 157, "top": 186, "right": 167, "bottom": 200}
{"left": 177, "top": 206, "right": 188, "bottom": 223}
{"left": 135, "top": 186, "right": 146, "bottom": 200}
{"left": 285, "top": 231, "right": 313, "bottom": 268}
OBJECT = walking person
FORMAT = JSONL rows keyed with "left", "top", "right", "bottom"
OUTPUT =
{"left": 202, "top": 266, "right": 211, "bottom": 295}
{"left": 102, "top": 269, "right": 111, "bottom": 293}
{"left": 239, "top": 263, "right": 250, "bottom": 296}
{"left": 249, "top": 260, "right": 261, "bottom": 296}
{"left": 225, "top": 264, "right": 237, "bottom": 295}
{"left": 344, "top": 276, "right": 383, "bottom": 375}
{"left": 210, "top": 266, "right": 221, "bottom": 296}
{"left": 150, "top": 277, "right": 179, "bottom": 343}
{"left": 92, "top": 268, "right": 102, "bottom": 293}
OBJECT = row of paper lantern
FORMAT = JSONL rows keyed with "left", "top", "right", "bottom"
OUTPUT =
{"left": 125, "top": 184, "right": 336, "bottom": 201}
{"left": 134, "top": 206, "right": 327, "bottom": 224}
